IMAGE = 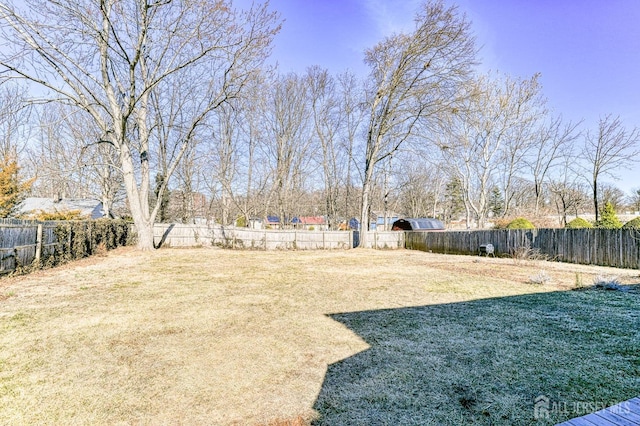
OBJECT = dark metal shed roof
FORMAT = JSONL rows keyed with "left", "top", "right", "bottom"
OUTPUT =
{"left": 392, "top": 218, "right": 445, "bottom": 231}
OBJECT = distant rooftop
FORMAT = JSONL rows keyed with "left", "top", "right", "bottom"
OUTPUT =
{"left": 18, "top": 198, "right": 106, "bottom": 220}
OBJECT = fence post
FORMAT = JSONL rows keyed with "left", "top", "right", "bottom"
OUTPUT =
{"left": 35, "top": 223, "right": 43, "bottom": 263}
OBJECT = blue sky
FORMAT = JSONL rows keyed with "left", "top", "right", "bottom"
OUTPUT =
{"left": 255, "top": 0, "right": 640, "bottom": 194}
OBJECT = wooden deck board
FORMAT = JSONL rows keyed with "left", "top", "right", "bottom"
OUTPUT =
{"left": 556, "top": 397, "right": 640, "bottom": 426}
{"left": 593, "top": 409, "right": 640, "bottom": 426}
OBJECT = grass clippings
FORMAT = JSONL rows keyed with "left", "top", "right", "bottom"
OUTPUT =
{"left": 0, "top": 248, "right": 638, "bottom": 425}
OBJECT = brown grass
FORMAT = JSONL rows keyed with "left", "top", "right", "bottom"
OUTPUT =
{"left": 0, "top": 248, "right": 638, "bottom": 425}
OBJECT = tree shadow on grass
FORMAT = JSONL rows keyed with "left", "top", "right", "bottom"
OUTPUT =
{"left": 312, "top": 287, "right": 640, "bottom": 426}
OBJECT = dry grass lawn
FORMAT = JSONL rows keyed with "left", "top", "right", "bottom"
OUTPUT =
{"left": 0, "top": 248, "right": 638, "bottom": 425}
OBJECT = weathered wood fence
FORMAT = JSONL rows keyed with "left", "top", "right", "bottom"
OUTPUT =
{"left": 0, "top": 219, "right": 132, "bottom": 275}
{"left": 153, "top": 223, "right": 405, "bottom": 250}
{"left": 405, "top": 228, "right": 640, "bottom": 269}
{"left": 0, "top": 221, "right": 59, "bottom": 274}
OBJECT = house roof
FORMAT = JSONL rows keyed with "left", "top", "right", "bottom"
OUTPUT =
{"left": 291, "top": 216, "right": 325, "bottom": 225}
{"left": 265, "top": 215, "right": 280, "bottom": 224}
{"left": 18, "top": 198, "right": 106, "bottom": 219}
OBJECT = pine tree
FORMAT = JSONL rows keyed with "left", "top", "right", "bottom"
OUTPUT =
{"left": 444, "top": 177, "right": 465, "bottom": 222}
{"left": 596, "top": 201, "right": 622, "bottom": 229}
{"left": 489, "top": 186, "right": 505, "bottom": 217}
{"left": 0, "top": 156, "right": 33, "bottom": 218}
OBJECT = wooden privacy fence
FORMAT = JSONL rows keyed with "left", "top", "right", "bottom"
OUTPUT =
{"left": 0, "top": 222, "right": 58, "bottom": 274}
{"left": 153, "top": 223, "right": 405, "bottom": 250}
{"left": 0, "top": 219, "right": 132, "bottom": 275}
{"left": 405, "top": 228, "right": 640, "bottom": 269}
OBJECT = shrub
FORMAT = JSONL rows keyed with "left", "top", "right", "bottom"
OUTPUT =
{"left": 595, "top": 202, "right": 622, "bottom": 229}
{"left": 528, "top": 270, "right": 551, "bottom": 285}
{"left": 50, "top": 219, "right": 132, "bottom": 264}
{"left": 593, "top": 275, "right": 622, "bottom": 291}
{"left": 511, "top": 244, "right": 548, "bottom": 264}
{"left": 622, "top": 217, "right": 640, "bottom": 229}
{"left": 566, "top": 217, "right": 593, "bottom": 229}
{"left": 505, "top": 217, "right": 535, "bottom": 229}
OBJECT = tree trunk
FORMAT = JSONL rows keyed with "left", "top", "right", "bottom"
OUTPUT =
{"left": 358, "top": 142, "right": 377, "bottom": 248}
{"left": 359, "top": 184, "right": 371, "bottom": 248}
{"left": 136, "top": 220, "right": 155, "bottom": 251}
{"left": 593, "top": 180, "right": 599, "bottom": 222}
{"left": 120, "top": 147, "right": 156, "bottom": 251}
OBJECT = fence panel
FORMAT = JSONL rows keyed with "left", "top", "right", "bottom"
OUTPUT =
{"left": 153, "top": 224, "right": 404, "bottom": 250}
{"left": 0, "top": 220, "right": 131, "bottom": 275}
{"left": 405, "top": 228, "right": 640, "bottom": 269}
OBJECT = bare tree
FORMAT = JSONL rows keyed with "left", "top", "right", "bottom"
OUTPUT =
{"left": 548, "top": 154, "right": 588, "bottom": 226}
{"left": 0, "top": 0, "right": 280, "bottom": 249}
{"left": 28, "top": 107, "right": 87, "bottom": 199}
{"left": 27, "top": 105, "right": 125, "bottom": 217}
{"left": 528, "top": 115, "right": 580, "bottom": 214}
{"left": 438, "top": 73, "right": 542, "bottom": 228}
{"left": 598, "top": 182, "right": 626, "bottom": 212}
{"left": 0, "top": 83, "right": 32, "bottom": 159}
{"left": 336, "top": 71, "right": 366, "bottom": 224}
{"left": 495, "top": 74, "right": 545, "bottom": 216}
{"left": 629, "top": 188, "right": 640, "bottom": 214}
{"left": 359, "top": 0, "right": 475, "bottom": 246}
{"left": 582, "top": 115, "right": 640, "bottom": 222}
{"left": 306, "top": 66, "right": 344, "bottom": 229}
{"left": 261, "top": 73, "right": 313, "bottom": 225}
{"left": 396, "top": 158, "right": 446, "bottom": 218}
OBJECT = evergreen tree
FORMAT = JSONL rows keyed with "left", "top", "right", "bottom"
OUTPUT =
{"left": 0, "top": 156, "right": 33, "bottom": 218}
{"left": 489, "top": 186, "right": 505, "bottom": 217}
{"left": 444, "top": 177, "right": 464, "bottom": 222}
{"left": 596, "top": 201, "right": 622, "bottom": 229}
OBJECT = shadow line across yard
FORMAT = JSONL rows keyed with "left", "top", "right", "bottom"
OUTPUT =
{"left": 312, "top": 289, "right": 640, "bottom": 425}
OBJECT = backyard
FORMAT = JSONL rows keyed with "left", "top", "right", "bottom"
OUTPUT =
{"left": 0, "top": 248, "right": 638, "bottom": 425}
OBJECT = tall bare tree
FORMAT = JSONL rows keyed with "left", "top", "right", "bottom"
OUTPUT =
{"left": 261, "top": 73, "right": 313, "bottom": 225}
{"left": 528, "top": 115, "right": 580, "bottom": 214}
{"left": 497, "top": 74, "right": 546, "bottom": 216}
{"left": 0, "top": 0, "right": 279, "bottom": 249}
{"left": 438, "top": 73, "right": 542, "bottom": 228}
{"left": 359, "top": 0, "right": 475, "bottom": 246}
{"left": 336, "top": 71, "right": 366, "bottom": 224}
{"left": 582, "top": 115, "right": 640, "bottom": 221}
{"left": 306, "top": 66, "right": 344, "bottom": 229}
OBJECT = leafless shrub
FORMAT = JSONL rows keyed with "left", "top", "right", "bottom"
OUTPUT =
{"left": 528, "top": 270, "right": 551, "bottom": 285}
{"left": 593, "top": 275, "right": 623, "bottom": 291}
{"left": 511, "top": 244, "right": 548, "bottom": 264}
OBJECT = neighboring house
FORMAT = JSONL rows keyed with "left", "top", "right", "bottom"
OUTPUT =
{"left": 17, "top": 198, "right": 108, "bottom": 220}
{"left": 290, "top": 216, "right": 328, "bottom": 231}
{"left": 265, "top": 215, "right": 281, "bottom": 229}
{"left": 247, "top": 217, "right": 263, "bottom": 229}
